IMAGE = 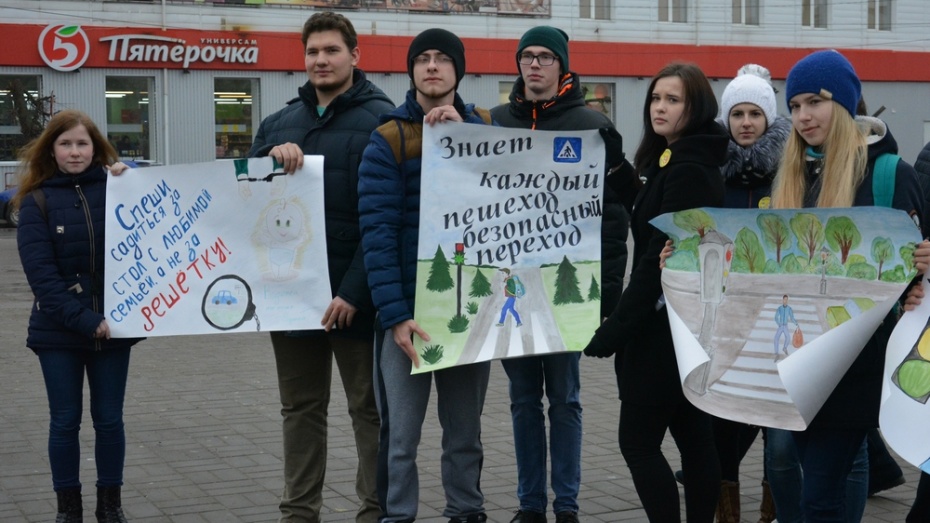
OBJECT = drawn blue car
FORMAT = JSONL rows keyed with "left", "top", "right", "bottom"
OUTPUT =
{"left": 212, "top": 290, "right": 237, "bottom": 305}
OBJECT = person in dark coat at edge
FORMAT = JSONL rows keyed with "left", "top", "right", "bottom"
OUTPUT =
{"left": 247, "top": 11, "right": 394, "bottom": 523}
{"left": 15, "top": 109, "right": 144, "bottom": 523}
{"left": 583, "top": 62, "right": 728, "bottom": 522}
{"left": 903, "top": 141, "right": 930, "bottom": 523}
{"left": 489, "top": 25, "right": 632, "bottom": 523}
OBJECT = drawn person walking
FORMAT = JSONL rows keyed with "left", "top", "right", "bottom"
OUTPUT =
{"left": 497, "top": 268, "right": 523, "bottom": 327}
{"left": 773, "top": 294, "right": 798, "bottom": 360}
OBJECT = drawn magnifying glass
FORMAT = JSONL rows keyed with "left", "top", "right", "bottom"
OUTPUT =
{"left": 201, "top": 275, "right": 261, "bottom": 331}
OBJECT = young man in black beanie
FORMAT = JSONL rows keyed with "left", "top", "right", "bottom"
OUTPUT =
{"left": 490, "top": 25, "right": 634, "bottom": 523}
{"left": 357, "top": 28, "right": 492, "bottom": 523}
{"left": 247, "top": 11, "right": 393, "bottom": 523}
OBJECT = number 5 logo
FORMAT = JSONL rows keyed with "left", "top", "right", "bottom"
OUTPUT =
{"left": 38, "top": 25, "right": 90, "bottom": 72}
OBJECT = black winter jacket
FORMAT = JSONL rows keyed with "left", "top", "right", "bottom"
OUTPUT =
{"left": 805, "top": 117, "right": 923, "bottom": 430}
{"left": 17, "top": 165, "right": 143, "bottom": 351}
{"left": 491, "top": 72, "right": 630, "bottom": 316}
{"left": 249, "top": 69, "right": 394, "bottom": 339}
{"left": 592, "top": 121, "right": 728, "bottom": 405}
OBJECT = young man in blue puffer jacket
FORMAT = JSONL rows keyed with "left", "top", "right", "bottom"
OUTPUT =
{"left": 357, "top": 28, "right": 492, "bottom": 523}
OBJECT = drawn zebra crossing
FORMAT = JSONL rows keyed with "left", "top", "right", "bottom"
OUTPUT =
{"left": 708, "top": 296, "right": 824, "bottom": 403}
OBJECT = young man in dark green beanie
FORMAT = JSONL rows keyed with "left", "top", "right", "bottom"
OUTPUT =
{"left": 490, "top": 25, "right": 633, "bottom": 523}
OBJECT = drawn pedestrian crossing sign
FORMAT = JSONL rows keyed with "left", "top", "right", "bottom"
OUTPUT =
{"left": 553, "top": 137, "right": 582, "bottom": 163}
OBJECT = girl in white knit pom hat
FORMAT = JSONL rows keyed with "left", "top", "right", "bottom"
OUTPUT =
{"left": 711, "top": 63, "right": 791, "bottom": 523}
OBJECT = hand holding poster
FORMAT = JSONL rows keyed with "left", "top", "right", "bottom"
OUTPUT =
{"left": 412, "top": 122, "right": 605, "bottom": 373}
{"left": 104, "top": 156, "right": 331, "bottom": 337}
{"left": 652, "top": 206, "right": 920, "bottom": 430}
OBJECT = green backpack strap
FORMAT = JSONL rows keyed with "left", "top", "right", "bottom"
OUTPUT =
{"left": 872, "top": 153, "right": 900, "bottom": 208}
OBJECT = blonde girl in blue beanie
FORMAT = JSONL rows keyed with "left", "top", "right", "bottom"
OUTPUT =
{"left": 772, "top": 49, "right": 923, "bottom": 522}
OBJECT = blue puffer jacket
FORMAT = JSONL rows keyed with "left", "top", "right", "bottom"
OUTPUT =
{"left": 358, "top": 90, "right": 490, "bottom": 330}
{"left": 17, "top": 165, "right": 143, "bottom": 351}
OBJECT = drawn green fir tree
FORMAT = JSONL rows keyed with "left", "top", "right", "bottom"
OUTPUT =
{"left": 426, "top": 245, "right": 454, "bottom": 292}
{"left": 587, "top": 274, "right": 601, "bottom": 301}
{"left": 470, "top": 268, "right": 493, "bottom": 297}
{"left": 554, "top": 255, "right": 584, "bottom": 305}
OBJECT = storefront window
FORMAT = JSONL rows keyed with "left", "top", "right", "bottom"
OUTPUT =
{"left": 215, "top": 78, "right": 258, "bottom": 159}
{"left": 0, "top": 75, "right": 42, "bottom": 161}
{"left": 106, "top": 76, "right": 153, "bottom": 160}
{"left": 498, "top": 81, "right": 513, "bottom": 105}
{"left": 582, "top": 82, "right": 614, "bottom": 121}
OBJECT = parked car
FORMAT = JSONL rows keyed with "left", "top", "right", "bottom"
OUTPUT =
{"left": 0, "top": 186, "right": 18, "bottom": 227}
{"left": 0, "top": 160, "right": 160, "bottom": 228}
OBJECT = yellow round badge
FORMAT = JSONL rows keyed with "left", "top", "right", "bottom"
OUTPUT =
{"left": 758, "top": 196, "right": 771, "bottom": 209}
{"left": 659, "top": 148, "right": 672, "bottom": 168}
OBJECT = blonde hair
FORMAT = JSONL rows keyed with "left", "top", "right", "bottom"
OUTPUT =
{"left": 12, "top": 110, "right": 117, "bottom": 208}
{"left": 771, "top": 101, "right": 867, "bottom": 209}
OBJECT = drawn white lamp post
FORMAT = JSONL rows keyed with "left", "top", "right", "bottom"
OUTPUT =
{"left": 453, "top": 243, "right": 465, "bottom": 318}
{"left": 690, "top": 230, "right": 733, "bottom": 395}
{"left": 820, "top": 246, "right": 830, "bottom": 295}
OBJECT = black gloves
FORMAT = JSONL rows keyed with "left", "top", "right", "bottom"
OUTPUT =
{"left": 599, "top": 126, "right": 638, "bottom": 196}
{"left": 582, "top": 332, "right": 615, "bottom": 358}
{"left": 599, "top": 126, "right": 625, "bottom": 171}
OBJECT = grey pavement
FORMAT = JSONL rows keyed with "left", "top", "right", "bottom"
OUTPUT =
{"left": 0, "top": 226, "right": 921, "bottom": 522}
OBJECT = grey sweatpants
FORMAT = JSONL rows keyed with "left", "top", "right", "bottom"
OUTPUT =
{"left": 376, "top": 328, "right": 490, "bottom": 522}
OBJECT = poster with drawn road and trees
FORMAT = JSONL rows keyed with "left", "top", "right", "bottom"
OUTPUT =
{"left": 412, "top": 123, "right": 605, "bottom": 374}
{"left": 651, "top": 206, "right": 921, "bottom": 431}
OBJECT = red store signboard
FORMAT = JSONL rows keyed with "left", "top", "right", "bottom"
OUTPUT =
{"left": 3, "top": 22, "right": 929, "bottom": 81}
{"left": 5, "top": 23, "right": 304, "bottom": 72}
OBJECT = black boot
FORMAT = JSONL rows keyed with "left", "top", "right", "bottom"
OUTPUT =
{"left": 95, "top": 486, "right": 128, "bottom": 523}
{"left": 449, "top": 513, "right": 487, "bottom": 523}
{"left": 55, "top": 488, "right": 83, "bottom": 523}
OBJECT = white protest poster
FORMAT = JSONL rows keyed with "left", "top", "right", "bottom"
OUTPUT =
{"left": 104, "top": 156, "right": 331, "bottom": 337}
{"left": 881, "top": 276, "right": 930, "bottom": 472}
{"left": 652, "top": 207, "right": 920, "bottom": 430}
{"left": 412, "top": 122, "right": 605, "bottom": 373}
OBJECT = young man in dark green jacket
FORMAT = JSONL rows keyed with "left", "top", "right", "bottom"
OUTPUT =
{"left": 490, "top": 26, "right": 632, "bottom": 523}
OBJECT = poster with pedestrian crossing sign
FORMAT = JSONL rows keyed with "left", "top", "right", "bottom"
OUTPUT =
{"left": 412, "top": 122, "right": 605, "bottom": 373}
{"left": 652, "top": 207, "right": 921, "bottom": 430}
{"left": 103, "top": 156, "right": 332, "bottom": 337}
{"left": 882, "top": 276, "right": 930, "bottom": 472}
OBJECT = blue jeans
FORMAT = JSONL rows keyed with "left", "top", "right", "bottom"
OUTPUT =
{"left": 501, "top": 352, "right": 581, "bottom": 514}
{"left": 36, "top": 347, "right": 131, "bottom": 491}
{"left": 793, "top": 429, "right": 868, "bottom": 522}
{"left": 766, "top": 429, "right": 868, "bottom": 523}
{"left": 765, "top": 428, "right": 803, "bottom": 523}
{"left": 846, "top": 437, "right": 868, "bottom": 522}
